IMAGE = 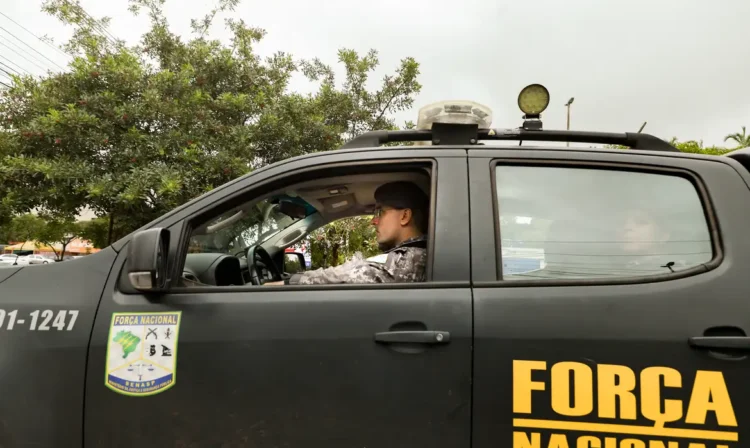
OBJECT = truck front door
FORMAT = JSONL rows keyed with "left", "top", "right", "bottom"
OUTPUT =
{"left": 84, "top": 151, "right": 473, "bottom": 448}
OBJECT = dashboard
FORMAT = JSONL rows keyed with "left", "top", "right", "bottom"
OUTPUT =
{"left": 182, "top": 253, "right": 246, "bottom": 286}
{"left": 182, "top": 251, "right": 278, "bottom": 286}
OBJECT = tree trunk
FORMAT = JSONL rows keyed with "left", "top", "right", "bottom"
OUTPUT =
{"left": 331, "top": 243, "right": 339, "bottom": 267}
{"left": 107, "top": 213, "right": 115, "bottom": 247}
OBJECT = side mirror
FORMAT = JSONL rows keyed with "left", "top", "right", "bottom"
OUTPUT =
{"left": 126, "top": 228, "right": 170, "bottom": 292}
{"left": 283, "top": 252, "right": 306, "bottom": 274}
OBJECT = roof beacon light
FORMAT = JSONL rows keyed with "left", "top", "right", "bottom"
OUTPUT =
{"left": 517, "top": 84, "right": 550, "bottom": 131}
{"left": 416, "top": 100, "right": 493, "bottom": 131}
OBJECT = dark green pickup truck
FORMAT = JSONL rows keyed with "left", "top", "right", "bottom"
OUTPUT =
{"left": 1, "top": 88, "right": 749, "bottom": 448}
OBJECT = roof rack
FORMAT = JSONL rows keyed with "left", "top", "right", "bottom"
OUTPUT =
{"left": 340, "top": 123, "right": 680, "bottom": 152}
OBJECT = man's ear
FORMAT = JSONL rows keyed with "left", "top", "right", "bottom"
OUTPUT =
{"left": 399, "top": 208, "right": 413, "bottom": 227}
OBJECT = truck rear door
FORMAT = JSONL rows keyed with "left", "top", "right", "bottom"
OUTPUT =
{"left": 468, "top": 147, "right": 750, "bottom": 448}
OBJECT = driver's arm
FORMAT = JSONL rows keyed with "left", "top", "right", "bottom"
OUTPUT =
{"left": 287, "top": 262, "right": 392, "bottom": 285}
{"left": 263, "top": 259, "right": 387, "bottom": 286}
{"left": 266, "top": 247, "right": 426, "bottom": 285}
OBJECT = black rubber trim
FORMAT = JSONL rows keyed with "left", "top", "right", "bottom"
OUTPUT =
{"left": 166, "top": 280, "right": 471, "bottom": 294}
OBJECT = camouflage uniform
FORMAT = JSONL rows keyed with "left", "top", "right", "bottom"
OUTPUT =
{"left": 286, "top": 235, "right": 427, "bottom": 285}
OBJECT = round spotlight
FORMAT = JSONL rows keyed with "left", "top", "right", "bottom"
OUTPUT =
{"left": 518, "top": 84, "right": 550, "bottom": 115}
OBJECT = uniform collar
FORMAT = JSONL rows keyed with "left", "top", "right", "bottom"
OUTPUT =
{"left": 385, "top": 234, "right": 427, "bottom": 253}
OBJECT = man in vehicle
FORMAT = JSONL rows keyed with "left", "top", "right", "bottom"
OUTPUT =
{"left": 266, "top": 180, "right": 429, "bottom": 285}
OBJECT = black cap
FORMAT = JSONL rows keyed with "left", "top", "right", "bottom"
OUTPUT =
{"left": 374, "top": 181, "right": 429, "bottom": 212}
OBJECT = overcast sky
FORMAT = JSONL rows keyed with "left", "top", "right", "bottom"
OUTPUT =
{"left": 1, "top": 0, "right": 749, "bottom": 147}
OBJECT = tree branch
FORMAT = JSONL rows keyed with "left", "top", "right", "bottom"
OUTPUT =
{"left": 372, "top": 78, "right": 407, "bottom": 129}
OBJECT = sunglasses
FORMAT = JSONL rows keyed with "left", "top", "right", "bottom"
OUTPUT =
{"left": 373, "top": 206, "right": 402, "bottom": 218}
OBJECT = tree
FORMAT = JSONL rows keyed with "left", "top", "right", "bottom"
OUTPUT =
{"left": 309, "top": 216, "right": 379, "bottom": 268}
{"left": 300, "top": 49, "right": 421, "bottom": 142}
{"left": 0, "top": 0, "right": 421, "bottom": 247}
{"left": 668, "top": 138, "right": 733, "bottom": 156}
{"left": 36, "top": 218, "right": 82, "bottom": 261}
{"left": 606, "top": 138, "right": 733, "bottom": 155}
{"left": 3, "top": 214, "right": 47, "bottom": 251}
{"left": 283, "top": 254, "right": 303, "bottom": 274}
{"left": 724, "top": 126, "right": 750, "bottom": 149}
{"left": 77, "top": 217, "right": 112, "bottom": 250}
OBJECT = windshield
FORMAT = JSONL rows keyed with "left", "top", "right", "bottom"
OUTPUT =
{"left": 187, "top": 195, "right": 317, "bottom": 256}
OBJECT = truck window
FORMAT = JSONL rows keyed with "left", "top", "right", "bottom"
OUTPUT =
{"left": 177, "top": 168, "right": 434, "bottom": 287}
{"left": 493, "top": 165, "right": 714, "bottom": 280}
{"left": 187, "top": 195, "right": 316, "bottom": 256}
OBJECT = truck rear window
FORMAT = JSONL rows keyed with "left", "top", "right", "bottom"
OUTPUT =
{"left": 494, "top": 165, "right": 713, "bottom": 280}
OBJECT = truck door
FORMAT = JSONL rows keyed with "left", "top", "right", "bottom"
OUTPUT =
{"left": 83, "top": 151, "right": 473, "bottom": 448}
{"left": 468, "top": 148, "right": 750, "bottom": 448}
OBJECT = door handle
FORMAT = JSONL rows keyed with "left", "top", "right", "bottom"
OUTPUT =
{"left": 688, "top": 336, "right": 750, "bottom": 350}
{"left": 374, "top": 330, "right": 450, "bottom": 344}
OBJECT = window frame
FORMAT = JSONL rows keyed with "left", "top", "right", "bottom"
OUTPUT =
{"left": 489, "top": 158, "right": 724, "bottom": 286}
{"left": 170, "top": 158, "right": 440, "bottom": 291}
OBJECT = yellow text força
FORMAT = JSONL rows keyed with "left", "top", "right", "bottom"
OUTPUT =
{"left": 513, "top": 360, "right": 737, "bottom": 427}
{"left": 514, "top": 360, "right": 547, "bottom": 414}
{"left": 685, "top": 371, "right": 737, "bottom": 426}
{"left": 598, "top": 364, "right": 637, "bottom": 420}
{"left": 551, "top": 362, "right": 594, "bottom": 416}
{"left": 640, "top": 367, "right": 683, "bottom": 428}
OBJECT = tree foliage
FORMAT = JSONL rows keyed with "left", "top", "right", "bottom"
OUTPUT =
{"left": 301, "top": 49, "right": 421, "bottom": 142}
{"left": 0, "top": 214, "right": 47, "bottom": 248}
{"left": 76, "top": 216, "right": 117, "bottom": 249}
{"left": 0, "top": 0, "right": 421, "bottom": 247}
{"left": 0, "top": 213, "right": 84, "bottom": 260}
{"left": 723, "top": 126, "right": 750, "bottom": 149}
{"left": 667, "top": 137, "right": 735, "bottom": 155}
{"left": 35, "top": 218, "right": 82, "bottom": 260}
{"left": 308, "top": 216, "right": 380, "bottom": 268}
{"left": 605, "top": 136, "right": 739, "bottom": 155}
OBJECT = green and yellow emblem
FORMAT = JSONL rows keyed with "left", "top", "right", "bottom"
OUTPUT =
{"left": 104, "top": 312, "right": 181, "bottom": 397}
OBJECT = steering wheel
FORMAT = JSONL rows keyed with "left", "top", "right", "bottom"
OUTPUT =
{"left": 246, "top": 244, "right": 283, "bottom": 285}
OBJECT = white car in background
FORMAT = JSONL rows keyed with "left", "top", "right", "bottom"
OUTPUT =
{"left": 0, "top": 254, "right": 28, "bottom": 267}
{"left": 19, "top": 254, "right": 53, "bottom": 265}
